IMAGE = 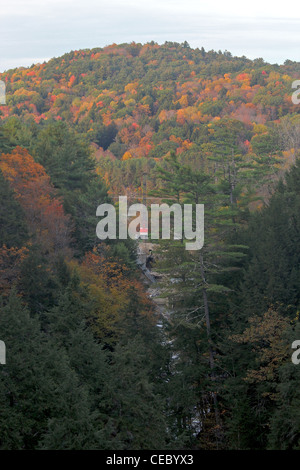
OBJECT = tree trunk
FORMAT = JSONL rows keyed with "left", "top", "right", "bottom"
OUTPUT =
{"left": 200, "top": 254, "right": 221, "bottom": 447}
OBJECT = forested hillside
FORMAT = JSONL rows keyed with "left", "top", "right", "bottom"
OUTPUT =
{"left": 1, "top": 42, "right": 300, "bottom": 450}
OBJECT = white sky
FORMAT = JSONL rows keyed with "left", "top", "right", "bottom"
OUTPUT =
{"left": 0, "top": 0, "right": 299, "bottom": 71}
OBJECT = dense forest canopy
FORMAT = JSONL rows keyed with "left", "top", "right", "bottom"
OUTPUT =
{"left": 1, "top": 42, "right": 300, "bottom": 450}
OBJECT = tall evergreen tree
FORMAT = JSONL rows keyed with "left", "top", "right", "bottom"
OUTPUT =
{"left": 150, "top": 152, "right": 249, "bottom": 447}
{"left": 0, "top": 170, "right": 28, "bottom": 248}
{"left": 0, "top": 291, "right": 104, "bottom": 449}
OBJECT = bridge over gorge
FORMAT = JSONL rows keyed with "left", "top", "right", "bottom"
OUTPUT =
{"left": 136, "top": 239, "right": 171, "bottom": 322}
{"left": 109, "top": 170, "right": 172, "bottom": 319}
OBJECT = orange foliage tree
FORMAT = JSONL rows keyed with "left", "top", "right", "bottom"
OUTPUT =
{"left": 0, "top": 147, "right": 72, "bottom": 258}
{"left": 70, "top": 246, "right": 155, "bottom": 344}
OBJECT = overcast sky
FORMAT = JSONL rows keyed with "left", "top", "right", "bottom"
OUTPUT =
{"left": 0, "top": 0, "right": 299, "bottom": 72}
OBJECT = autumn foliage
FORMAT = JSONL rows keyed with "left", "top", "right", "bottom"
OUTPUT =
{"left": 0, "top": 147, "right": 72, "bottom": 257}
